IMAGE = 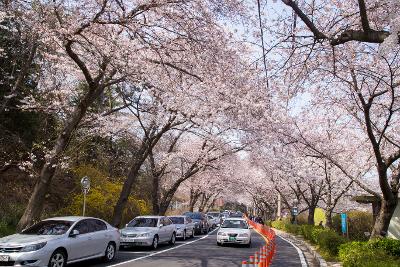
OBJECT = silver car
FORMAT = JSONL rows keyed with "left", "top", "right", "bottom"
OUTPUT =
{"left": 168, "top": 216, "right": 195, "bottom": 240}
{"left": 120, "top": 216, "right": 176, "bottom": 249}
{"left": 0, "top": 216, "right": 120, "bottom": 267}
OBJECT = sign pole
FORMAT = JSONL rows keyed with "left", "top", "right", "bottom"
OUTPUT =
{"left": 83, "top": 193, "right": 86, "bottom": 216}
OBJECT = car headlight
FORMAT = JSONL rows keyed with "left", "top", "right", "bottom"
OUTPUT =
{"left": 217, "top": 232, "right": 227, "bottom": 236}
{"left": 137, "top": 233, "right": 150, "bottom": 237}
{"left": 239, "top": 233, "right": 249, "bottom": 237}
{"left": 21, "top": 242, "right": 47, "bottom": 252}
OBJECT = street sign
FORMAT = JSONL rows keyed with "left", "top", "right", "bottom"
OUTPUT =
{"left": 81, "top": 176, "right": 90, "bottom": 194}
{"left": 341, "top": 213, "right": 347, "bottom": 234}
{"left": 291, "top": 207, "right": 298, "bottom": 216}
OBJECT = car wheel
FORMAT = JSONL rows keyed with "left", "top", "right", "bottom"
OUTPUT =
{"left": 190, "top": 229, "right": 195, "bottom": 238}
{"left": 103, "top": 242, "right": 116, "bottom": 262}
{"left": 183, "top": 230, "right": 186, "bottom": 241}
{"left": 48, "top": 249, "right": 67, "bottom": 267}
{"left": 151, "top": 235, "right": 159, "bottom": 250}
{"left": 169, "top": 232, "right": 176, "bottom": 245}
{"left": 217, "top": 242, "right": 223, "bottom": 246}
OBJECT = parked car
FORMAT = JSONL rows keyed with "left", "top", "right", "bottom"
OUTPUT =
{"left": 0, "top": 216, "right": 119, "bottom": 267}
{"left": 207, "top": 215, "right": 218, "bottom": 228}
{"left": 120, "top": 216, "right": 176, "bottom": 249}
{"left": 216, "top": 218, "right": 251, "bottom": 247}
{"left": 207, "top": 212, "right": 221, "bottom": 227}
{"left": 168, "top": 216, "right": 195, "bottom": 240}
{"left": 182, "top": 212, "right": 209, "bottom": 235}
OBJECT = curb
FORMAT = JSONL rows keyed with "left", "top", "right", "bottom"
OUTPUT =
{"left": 272, "top": 228, "right": 329, "bottom": 267}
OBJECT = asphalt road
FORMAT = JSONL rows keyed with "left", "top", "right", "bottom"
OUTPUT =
{"left": 69, "top": 229, "right": 303, "bottom": 267}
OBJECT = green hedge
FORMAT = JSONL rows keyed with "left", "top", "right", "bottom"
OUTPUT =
{"left": 339, "top": 240, "right": 400, "bottom": 267}
{"left": 271, "top": 219, "right": 300, "bottom": 235}
{"left": 332, "top": 211, "right": 373, "bottom": 241}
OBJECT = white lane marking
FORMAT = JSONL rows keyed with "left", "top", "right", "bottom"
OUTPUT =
{"left": 109, "top": 229, "right": 218, "bottom": 267}
{"left": 119, "top": 251, "right": 151, "bottom": 254}
{"left": 277, "top": 235, "right": 308, "bottom": 267}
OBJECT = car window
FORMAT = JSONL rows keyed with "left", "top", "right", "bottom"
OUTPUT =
{"left": 221, "top": 220, "right": 248, "bottom": 229}
{"left": 21, "top": 220, "right": 73, "bottom": 235}
{"left": 169, "top": 217, "right": 184, "bottom": 224}
{"left": 73, "top": 220, "right": 91, "bottom": 234}
{"left": 88, "top": 219, "right": 107, "bottom": 232}
{"left": 163, "top": 218, "right": 171, "bottom": 225}
{"left": 128, "top": 218, "right": 158, "bottom": 227}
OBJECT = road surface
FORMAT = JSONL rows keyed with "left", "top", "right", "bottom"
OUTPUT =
{"left": 69, "top": 229, "right": 304, "bottom": 267}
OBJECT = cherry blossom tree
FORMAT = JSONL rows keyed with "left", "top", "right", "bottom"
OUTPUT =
{"left": 10, "top": 0, "right": 252, "bottom": 230}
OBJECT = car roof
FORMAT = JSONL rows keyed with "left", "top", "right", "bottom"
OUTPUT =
{"left": 44, "top": 216, "right": 98, "bottom": 222}
{"left": 135, "top": 216, "right": 164, "bottom": 219}
{"left": 168, "top": 215, "right": 186, "bottom": 218}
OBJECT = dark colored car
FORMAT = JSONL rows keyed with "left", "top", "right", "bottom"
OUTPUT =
{"left": 182, "top": 212, "right": 209, "bottom": 235}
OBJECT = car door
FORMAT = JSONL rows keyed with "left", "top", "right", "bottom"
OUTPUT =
{"left": 186, "top": 217, "right": 194, "bottom": 235}
{"left": 87, "top": 219, "right": 108, "bottom": 256}
{"left": 66, "top": 219, "right": 93, "bottom": 261}
{"left": 158, "top": 218, "right": 167, "bottom": 242}
{"left": 166, "top": 218, "right": 175, "bottom": 239}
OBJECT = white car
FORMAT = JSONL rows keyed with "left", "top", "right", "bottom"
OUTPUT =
{"left": 168, "top": 216, "right": 195, "bottom": 240}
{"left": 0, "top": 216, "right": 120, "bottom": 267}
{"left": 216, "top": 218, "right": 251, "bottom": 247}
{"left": 120, "top": 216, "right": 176, "bottom": 249}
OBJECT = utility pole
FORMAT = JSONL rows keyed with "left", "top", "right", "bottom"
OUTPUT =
{"left": 277, "top": 192, "right": 282, "bottom": 220}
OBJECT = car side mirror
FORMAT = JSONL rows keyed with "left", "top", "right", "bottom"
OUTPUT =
{"left": 125, "top": 224, "right": 128, "bottom": 228}
{"left": 69, "top": 229, "right": 80, "bottom": 237}
{"left": 159, "top": 224, "right": 164, "bottom": 228}
{"left": 249, "top": 226, "right": 254, "bottom": 229}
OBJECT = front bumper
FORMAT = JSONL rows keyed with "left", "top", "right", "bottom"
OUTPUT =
{"left": 176, "top": 230, "right": 184, "bottom": 238}
{"left": 120, "top": 237, "right": 153, "bottom": 247}
{"left": 217, "top": 236, "right": 250, "bottom": 244}
{"left": 0, "top": 248, "right": 52, "bottom": 267}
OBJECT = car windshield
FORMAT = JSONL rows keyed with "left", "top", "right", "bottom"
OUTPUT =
{"left": 208, "top": 213, "right": 220, "bottom": 217}
{"left": 127, "top": 218, "right": 158, "bottom": 227}
{"left": 169, "top": 217, "right": 184, "bottom": 224}
{"left": 21, "top": 220, "right": 73, "bottom": 235}
{"left": 183, "top": 212, "right": 203, "bottom": 220}
{"left": 221, "top": 220, "right": 248, "bottom": 229}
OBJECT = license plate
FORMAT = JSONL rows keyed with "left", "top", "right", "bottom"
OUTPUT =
{"left": 122, "top": 238, "right": 135, "bottom": 242}
{"left": 228, "top": 237, "right": 236, "bottom": 241}
{"left": 0, "top": 255, "right": 9, "bottom": 261}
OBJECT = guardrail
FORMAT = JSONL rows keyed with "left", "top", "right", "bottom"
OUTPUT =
{"left": 242, "top": 219, "right": 276, "bottom": 267}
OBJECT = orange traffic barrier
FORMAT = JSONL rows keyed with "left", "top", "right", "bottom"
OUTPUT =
{"left": 241, "top": 217, "right": 277, "bottom": 267}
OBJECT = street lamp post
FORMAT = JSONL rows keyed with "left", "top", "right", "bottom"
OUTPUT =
{"left": 81, "top": 176, "right": 90, "bottom": 216}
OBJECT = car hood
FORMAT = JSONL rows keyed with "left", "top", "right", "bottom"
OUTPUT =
{"left": 0, "top": 234, "right": 62, "bottom": 247}
{"left": 121, "top": 227, "right": 158, "bottom": 234}
{"left": 218, "top": 228, "right": 250, "bottom": 234}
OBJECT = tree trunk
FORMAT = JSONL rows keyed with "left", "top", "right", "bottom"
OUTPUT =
{"left": 326, "top": 209, "right": 333, "bottom": 228}
{"left": 17, "top": 86, "right": 104, "bottom": 230}
{"left": 370, "top": 198, "right": 397, "bottom": 238}
{"left": 112, "top": 150, "right": 148, "bottom": 227}
{"left": 152, "top": 174, "right": 160, "bottom": 215}
{"left": 308, "top": 206, "right": 316, "bottom": 225}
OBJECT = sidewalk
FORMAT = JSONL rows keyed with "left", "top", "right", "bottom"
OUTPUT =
{"left": 272, "top": 228, "right": 342, "bottom": 267}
